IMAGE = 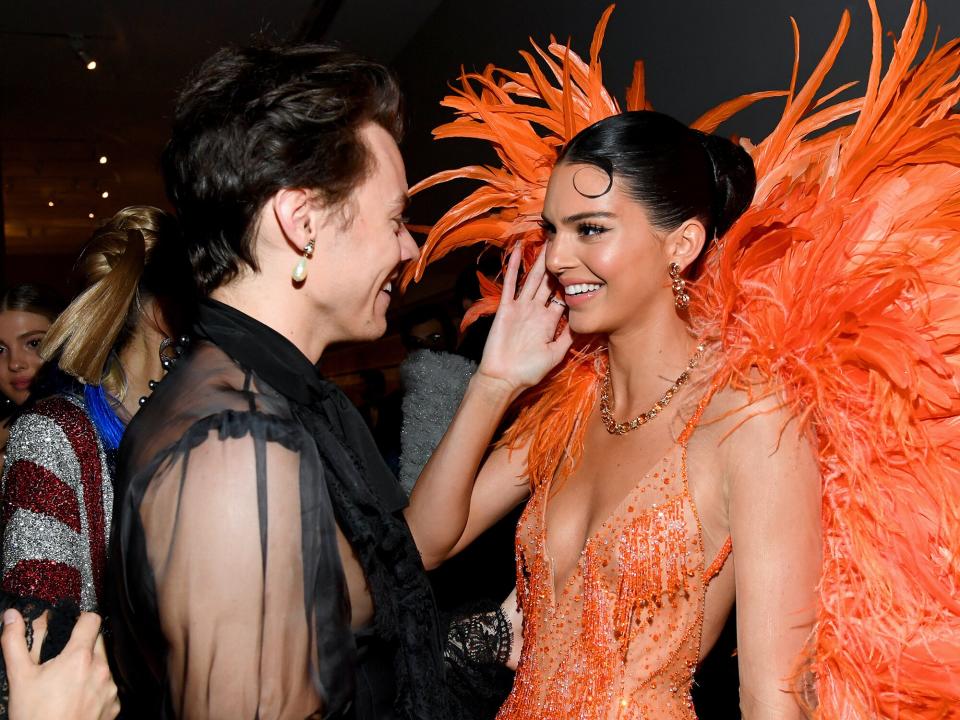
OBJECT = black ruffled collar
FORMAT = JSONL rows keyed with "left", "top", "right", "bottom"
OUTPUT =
{"left": 194, "top": 298, "right": 329, "bottom": 405}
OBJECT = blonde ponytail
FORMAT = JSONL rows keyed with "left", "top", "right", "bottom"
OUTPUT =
{"left": 40, "top": 206, "right": 173, "bottom": 397}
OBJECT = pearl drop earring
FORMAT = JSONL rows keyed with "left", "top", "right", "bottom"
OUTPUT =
{"left": 292, "top": 240, "right": 315, "bottom": 283}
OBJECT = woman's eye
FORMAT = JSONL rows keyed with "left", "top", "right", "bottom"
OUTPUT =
{"left": 538, "top": 220, "right": 556, "bottom": 238}
{"left": 27, "top": 339, "right": 42, "bottom": 350}
{"left": 578, "top": 223, "right": 608, "bottom": 237}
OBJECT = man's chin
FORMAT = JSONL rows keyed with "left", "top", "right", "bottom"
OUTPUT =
{"left": 360, "top": 315, "right": 389, "bottom": 341}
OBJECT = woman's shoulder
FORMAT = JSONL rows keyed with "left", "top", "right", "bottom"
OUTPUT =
{"left": 9, "top": 394, "right": 96, "bottom": 444}
{"left": 692, "top": 372, "right": 808, "bottom": 448}
{"left": 3, "top": 394, "right": 107, "bottom": 492}
{"left": 697, "top": 377, "right": 819, "bottom": 488}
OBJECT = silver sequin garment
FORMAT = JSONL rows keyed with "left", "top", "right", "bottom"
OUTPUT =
{"left": 399, "top": 349, "right": 476, "bottom": 494}
{"left": 0, "top": 394, "right": 112, "bottom": 611}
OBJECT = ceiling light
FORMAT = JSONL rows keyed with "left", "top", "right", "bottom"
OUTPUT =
{"left": 99, "top": 155, "right": 108, "bottom": 165}
{"left": 101, "top": 190, "right": 109, "bottom": 199}
{"left": 88, "top": 213, "right": 95, "bottom": 219}
{"left": 47, "top": 200, "right": 55, "bottom": 207}
{"left": 69, "top": 36, "right": 98, "bottom": 71}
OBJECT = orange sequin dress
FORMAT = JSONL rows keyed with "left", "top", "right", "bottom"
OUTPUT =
{"left": 499, "top": 398, "right": 732, "bottom": 720}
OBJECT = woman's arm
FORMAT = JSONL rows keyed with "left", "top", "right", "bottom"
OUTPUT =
{"left": 1, "top": 403, "right": 90, "bottom": 608}
{"left": 406, "top": 247, "right": 570, "bottom": 569}
{"left": 728, "top": 398, "right": 821, "bottom": 718}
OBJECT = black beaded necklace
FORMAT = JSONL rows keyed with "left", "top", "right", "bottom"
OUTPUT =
{"left": 138, "top": 335, "right": 190, "bottom": 406}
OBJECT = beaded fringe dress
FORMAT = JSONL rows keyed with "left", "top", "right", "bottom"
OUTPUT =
{"left": 404, "top": 2, "right": 960, "bottom": 717}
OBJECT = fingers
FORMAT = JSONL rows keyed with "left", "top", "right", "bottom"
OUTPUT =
{"left": 95, "top": 641, "right": 120, "bottom": 720}
{"left": 103, "top": 696, "right": 122, "bottom": 720}
{"left": 500, "top": 244, "right": 522, "bottom": 306}
{"left": 66, "top": 612, "right": 103, "bottom": 654}
{"left": 1, "top": 609, "right": 30, "bottom": 676}
{"left": 551, "top": 324, "right": 574, "bottom": 360}
{"left": 93, "top": 631, "right": 108, "bottom": 662}
{"left": 547, "top": 292, "right": 567, "bottom": 315}
{"left": 519, "top": 245, "right": 547, "bottom": 301}
{"left": 534, "top": 272, "right": 553, "bottom": 307}
{"left": 28, "top": 612, "right": 48, "bottom": 664}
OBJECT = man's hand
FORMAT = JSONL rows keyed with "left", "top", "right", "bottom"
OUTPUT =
{"left": 2, "top": 609, "right": 120, "bottom": 720}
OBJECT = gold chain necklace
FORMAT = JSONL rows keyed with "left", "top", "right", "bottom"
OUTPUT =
{"left": 600, "top": 342, "right": 706, "bottom": 435}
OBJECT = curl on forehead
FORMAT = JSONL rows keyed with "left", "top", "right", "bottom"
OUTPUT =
{"left": 556, "top": 111, "right": 755, "bottom": 247}
{"left": 571, "top": 164, "right": 614, "bottom": 199}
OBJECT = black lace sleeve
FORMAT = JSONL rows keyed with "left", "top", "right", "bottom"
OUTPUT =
{"left": 445, "top": 605, "right": 513, "bottom": 668}
{"left": 441, "top": 601, "right": 516, "bottom": 720}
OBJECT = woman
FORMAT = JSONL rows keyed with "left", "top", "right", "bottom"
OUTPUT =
{"left": 408, "top": 3, "right": 960, "bottom": 717}
{"left": 527, "top": 116, "right": 819, "bottom": 718}
{"left": 0, "top": 205, "right": 193, "bottom": 613}
{"left": 412, "top": 111, "right": 821, "bottom": 719}
{"left": 0, "top": 285, "right": 63, "bottom": 464}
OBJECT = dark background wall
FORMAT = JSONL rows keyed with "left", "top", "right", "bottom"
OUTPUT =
{"left": 389, "top": 0, "right": 959, "bottom": 247}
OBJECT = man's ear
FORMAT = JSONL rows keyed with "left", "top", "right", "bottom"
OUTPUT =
{"left": 272, "top": 187, "right": 316, "bottom": 252}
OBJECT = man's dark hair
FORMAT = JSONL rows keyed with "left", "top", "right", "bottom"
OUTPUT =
{"left": 163, "top": 43, "right": 404, "bottom": 295}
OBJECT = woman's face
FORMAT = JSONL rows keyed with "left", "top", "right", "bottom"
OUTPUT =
{"left": 0, "top": 310, "right": 52, "bottom": 404}
{"left": 542, "top": 162, "right": 673, "bottom": 337}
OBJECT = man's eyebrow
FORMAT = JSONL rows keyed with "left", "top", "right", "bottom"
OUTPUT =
{"left": 389, "top": 193, "right": 410, "bottom": 213}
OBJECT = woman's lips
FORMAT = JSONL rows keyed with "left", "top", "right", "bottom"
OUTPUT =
{"left": 563, "top": 283, "right": 605, "bottom": 307}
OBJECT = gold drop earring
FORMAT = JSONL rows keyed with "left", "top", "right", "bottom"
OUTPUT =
{"left": 292, "top": 239, "right": 315, "bottom": 283}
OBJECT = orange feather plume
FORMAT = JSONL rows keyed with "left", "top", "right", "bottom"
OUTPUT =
{"left": 410, "top": 2, "right": 960, "bottom": 716}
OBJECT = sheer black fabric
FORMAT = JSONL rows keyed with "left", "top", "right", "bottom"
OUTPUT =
{"left": 109, "top": 300, "right": 452, "bottom": 719}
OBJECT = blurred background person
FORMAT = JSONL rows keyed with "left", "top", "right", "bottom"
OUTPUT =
{"left": 0, "top": 285, "right": 64, "bottom": 466}
{"left": 0, "top": 205, "right": 194, "bottom": 617}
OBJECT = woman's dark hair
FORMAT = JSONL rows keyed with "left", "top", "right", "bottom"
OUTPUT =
{"left": 163, "top": 42, "right": 404, "bottom": 295}
{"left": 0, "top": 284, "right": 64, "bottom": 323}
{"left": 558, "top": 111, "right": 755, "bottom": 271}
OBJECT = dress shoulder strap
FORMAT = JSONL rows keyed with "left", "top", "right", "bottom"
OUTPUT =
{"left": 678, "top": 377, "right": 722, "bottom": 446}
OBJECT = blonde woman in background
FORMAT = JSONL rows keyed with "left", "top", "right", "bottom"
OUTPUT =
{"left": 0, "top": 205, "right": 194, "bottom": 615}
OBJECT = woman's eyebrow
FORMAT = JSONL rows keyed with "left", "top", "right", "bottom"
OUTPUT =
{"left": 561, "top": 211, "right": 616, "bottom": 223}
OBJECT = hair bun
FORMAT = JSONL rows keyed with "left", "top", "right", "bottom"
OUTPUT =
{"left": 698, "top": 132, "right": 756, "bottom": 238}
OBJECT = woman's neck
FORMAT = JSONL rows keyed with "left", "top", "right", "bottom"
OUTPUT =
{"left": 117, "top": 322, "right": 166, "bottom": 421}
{"left": 605, "top": 311, "right": 698, "bottom": 418}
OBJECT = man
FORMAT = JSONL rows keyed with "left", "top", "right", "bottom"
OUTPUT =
{"left": 108, "top": 42, "right": 567, "bottom": 719}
